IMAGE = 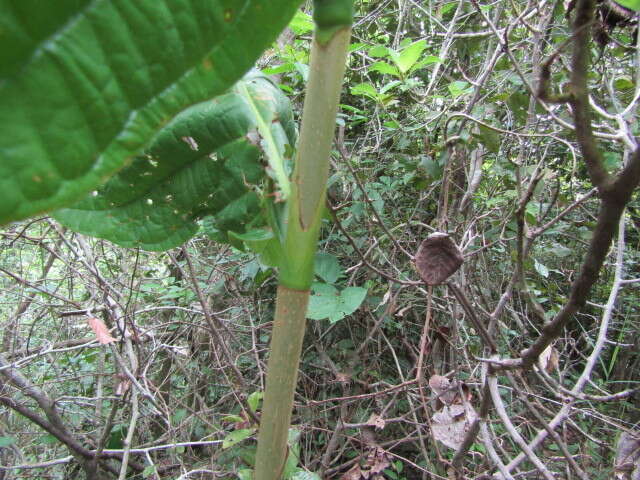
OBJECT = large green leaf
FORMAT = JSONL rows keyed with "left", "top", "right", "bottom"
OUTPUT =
{"left": 0, "top": 0, "right": 302, "bottom": 225}
{"left": 54, "top": 73, "right": 296, "bottom": 251}
{"left": 615, "top": 0, "right": 640, "bottom": 11}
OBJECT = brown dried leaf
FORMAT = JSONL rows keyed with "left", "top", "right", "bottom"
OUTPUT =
{"left": 368, "top": 447, "right": 390, "bottom": 475}
{"left": 86, "top": 317, "right": 116, "bottom": 345}
{"left": 335, "top": 372, "right": 352, "bottom": 384}
{"left": 428, "top": 374, "right": 450, "bottom": 392}
{"left": 361, "top": 428, "right": 377, "bottom": 447}
{"left": 458, "top": 383, "right": 472, "bottom": 404}
{"left": 431, "top": 404, "right": 478, "bottom": 450}
{"left": 340, "top": 464, "right": 362, "bottom": 480}
{"left": 538, "top": 345, "right": 560, "bottom": 374}
{"left": 615, "top": 432, "right": 640, "bottom": 480}
{"left": 428, "top": 374, "right": 456, "bottom": 406}
{"left": 340, "top": 447, "right": 390, "bottom": 480}
{"left": 366, "top": 413, "right": 386, "bottom": 430}
{"left": 414, "top": 233, "right": 463, "bottom": 285}
{"left": 115, "top": 376, "right": 131, "bottom": 396}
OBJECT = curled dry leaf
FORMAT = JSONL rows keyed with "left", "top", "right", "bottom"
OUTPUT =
{"left": 538, "top": 344, "right": 560, "bottom": 374}
{"left": 428, "top": 374, "right": 457, "bottom": 406}
{"left": 86, "top": 317, "right": 116, "bottom": 345}
{"left": 366, "top": 413, "right": 386, "bottom": 430}
{"left": 339, "top": 446, "right": 390, "bottom": 480}
{"left": 615, "top": 432, "right": 640, "bottom": 480}
{"left": 114, "top": 373, "right": 131, "bottom": 397}
{"left": 340, "top": 465, "right": 361, "bottom": 480}
{"left": 414, "top": 233, "right": 463, "bottom": 285}
{"left": 431, "top": 404, "right": 478, "bottom": 450}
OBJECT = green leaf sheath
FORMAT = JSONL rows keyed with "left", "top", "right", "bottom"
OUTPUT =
{"left": 313, "top": 0, "right": 354, "bottom": 44}
{"left": 278, "top": 2, "right": 354, "bottom": 289}
{"left": 0, "top": 0, "right": 302, "bottom": 225}
{"left": 54, "top": 73, "right": 296, "bottom": 251}
{"left": 313, "top": 0, "right": 354, "bottom": 28}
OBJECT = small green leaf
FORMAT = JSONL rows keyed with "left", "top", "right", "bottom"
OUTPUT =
{"left": 314, "top": 252, "right": 342, "bottom": 283}
{"left": 38, "top": 434, "right": 58, "bottom": 445}
{"left": 0, "top": 436, "right": 16, "bottom": 448}
{"left": 369, "top": 61, "right": 401, "bottom": 77}
{"left": 143, "top": 466, "right": 158, "bottom": 478}
{"left": 393, "top": 40, "right": 426, "bottom": 74}
{"left": 173, "top": 408, "right": 188, "bottom": 423}
{"left": 337, "top": 287, "right": 368, "bottom": 320}
{"left": 263, "top": 63, "right": 297, "bottom": 75}
{"left": 283, "top": 450, "right": 300, "bottom": 478}
{"left": 287, "top": 428, "right": 301, "bottom": 444}
{"left": 507, "top": 91, "right": 531, "bottom": 125}
{"left": 550, "top": 243, "right": 572, "bottom": 258}
{"left": 441, "top": 1, "right": 458, "bottom": 15}
{"left": 247, "top": 391, "right": 264, "bottom": 413}
{"left": 230, "top": 229, "right": 285, "bottom": 268}
{"left": 238, "top": 469, "right": 254, "bottom": 480}
{"left": 289, "top": 10, "right": 314, "bottom": 34}
{"left": 106, "top": 426, "right": 127, "bottom": 449}
{"left": 380, "top": 80, "right": 402, "bottom": 94}
{"left": 418, "top": 155, "right": 443, "bottom": 180}
{"left": 306, "top": 283, "right": 339, "bottom": 320}
{"left": 368, "top": 45, "right": 389, "bottom": 58}
{"left": 476, "top": 125, "right": 500, "bottom": 154}
{"left": 385, "top": 470, "right": 399, "bottom": 480}
{"left": 283, "top": 428, "right": 301, "bottom": 479}
{"left": 603, "top": 152, "right": 621, "bottom": 171}
{"left": 614, "top": 76, "right": 634, "bottom": 91}
{"left": 223, "top": 428, "right": 255, "bottom": 450}
{"left": 448, "top": 80, "right": 470, "bottom": 98}
{"left": 307, "top": 283, "right": 367, "bottom": 323}
{"left": 534, "top": 259, "right": 549, "bottom": 278}
{"left": 408, "top": 55, "right": 441, "bottom": 73}
{"left": 290, "top": 472, "right": 322, "bottom": 480}
{"left": 351, "top": 82, "right": 379, "bottom": 99}
{"left": 222, "top": 415, "right": 246, "bottom": 424}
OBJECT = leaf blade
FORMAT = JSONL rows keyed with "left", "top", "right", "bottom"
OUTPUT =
{"left": 54, "top": 73, "right": 296, "bottom": 251}
{"left": 0, "top": 0, "right": 302, "bottom": 225}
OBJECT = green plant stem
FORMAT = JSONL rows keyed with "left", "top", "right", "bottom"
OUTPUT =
{"left": 254, "top": 15, "right": 352, "bottom": 480}
{"left": 255, "top": 286, "right": 309, "bottom": 479}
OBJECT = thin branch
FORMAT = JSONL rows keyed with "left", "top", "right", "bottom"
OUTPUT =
{"left": 488, "top": 375, "right": 557, "bottom": 480}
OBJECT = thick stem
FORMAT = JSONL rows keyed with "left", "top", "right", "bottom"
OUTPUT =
{"left": 254, "top": 8, "right": 352, "bottom": 478}
{"left": 255, "top": 286, "right": 310, "bottom": 479}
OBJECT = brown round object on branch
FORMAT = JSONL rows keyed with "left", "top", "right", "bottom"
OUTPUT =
{"left": 414, "top": 233, "right": 463, "bottom": 285}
